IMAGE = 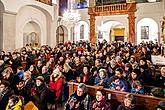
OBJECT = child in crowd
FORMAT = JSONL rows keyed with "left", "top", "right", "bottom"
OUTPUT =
{"left": 117, "top": 94, "right": 138, "bottom": 110}
{"left": 131, "top": 80, "right": 144, "bottom": 94}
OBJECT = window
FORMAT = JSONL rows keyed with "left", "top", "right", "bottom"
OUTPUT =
{"left": 141, "top": 26, "right": 149, "bottom": 39}
{"left": 80, "top": 25, "right": 84, "bottom": 39}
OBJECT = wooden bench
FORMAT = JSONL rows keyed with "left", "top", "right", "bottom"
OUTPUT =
{"left": 68, "top": 82, "right": 165, "bottom": 110}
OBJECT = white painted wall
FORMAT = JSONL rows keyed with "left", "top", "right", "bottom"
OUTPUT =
{"left": 137, "top": 18, "right": 158, "bottom": 44}
{"left": 16, "top": 6, "right": 47, "bottom": 48}
{"left": 1, "top": 0, "right": 54, "bottom": 19}
{"left": 75, "top": 21, "right": 89, "bottom": 41}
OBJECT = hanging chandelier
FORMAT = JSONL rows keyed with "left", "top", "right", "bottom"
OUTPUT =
{"left": 62, "top": 9, "right": 81, "bottom": 22}
{"left": 62, "top": 0, "right": 81, "bottom": 23}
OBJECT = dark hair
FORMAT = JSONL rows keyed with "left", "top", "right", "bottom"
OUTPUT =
{"left": 132, "top": 69, "right": 140, "bottom": 76}
{"left": 115, "top": 67, "right": 123, "bottom": 74}
{"left": 9, "top": 95, "right": 19, "bottom": 104}
{"left": 125, "top": 94, "right": 135, "bottom": 104}
{"left": 96, "top": 88, "right": 106, "bottom": 96}
{"left": 0, "top": 80, "right": 10, "bottom": 88}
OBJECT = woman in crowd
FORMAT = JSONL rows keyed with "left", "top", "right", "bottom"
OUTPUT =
{"left": 49, "top": 67, "right": 63, "bottom": 101}
{"left": 95, "top": 69, "right": 110, "bottom": 88}
{"left": 91, "top": 88, "right": 112, "bottom": 110}
{"left": 131, "top": 80, "right": 144, "bottom": 94}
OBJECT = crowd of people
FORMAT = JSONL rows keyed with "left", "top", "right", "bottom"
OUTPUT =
{"left": 0, "top": 40, "right": 165, "bottom": 110}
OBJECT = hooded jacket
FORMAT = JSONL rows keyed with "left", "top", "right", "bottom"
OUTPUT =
{"left": 6, "top": 100, "right": 22, "bottom": 110}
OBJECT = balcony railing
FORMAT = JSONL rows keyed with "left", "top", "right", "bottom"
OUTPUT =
{"left": 36, "top": 0, "right": 52, "bottom": 5}
{"left": 88, "top": 3, "right": 136, "bottom": 15}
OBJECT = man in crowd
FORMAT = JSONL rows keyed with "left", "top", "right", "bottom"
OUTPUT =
{"left": 64, "top": 83, "right": 91, "bottom": 110}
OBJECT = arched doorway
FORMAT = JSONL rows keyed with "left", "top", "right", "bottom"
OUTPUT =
{"left": 23, "top": 21, "right": 41, "bottom": 47}
{"left": 0, "top": 1, "right": 4, "bottom": 52}
{"left": 97, "top": 21, "right": 125, "bottom": 43}
{"left": 56, "top": 25, "right": 68, "bottom": 44}
{"left": 137, "top": 18, "right": 158, "bottom": 44}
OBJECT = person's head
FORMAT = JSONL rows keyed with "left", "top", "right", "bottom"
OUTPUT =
{"left": 161, "top": 67, "right": 165, "bottom": 77}
{"left": 113, "top": 76, "right": 121, "bottom": 85}
{"left": 139, "top": 57, "right": 146, "bottom": 66}
{"left": 96, "top": 89, "right": 106, "bottom": 102}
{"left": 131, "top": 80, "right": 142, "bottom": 89}
{"left": 52, "top": 68, "right": 61, "bottom": 78}
{"left": 1, "top": 67, "right": 13, "bottom": 79}
{"left": 130, "top": 56, "right": 136, "bottom": 63}
{"left": 157, "top": 101, "right": 165, "bottom": 110}
{"left": 124, "top": 94, "right": 135, "bottom": 108}
{"left": 80, "top": 56, "right": 86, "bottom": 63}
{"left": 12, "top": 53, "right": 17, "bottom": 60}
{"left": 131, "top": 69, "right": 140, "bottom": 80}
{"left": 7, "top": 95, "right": 20, "bottom": 109}
{"left": 115, "top": 67, "right": 123, "bottom": 78}
{"left": 36, "top": 76, "right": 44, "bottom": 87}
{"left": 75, "top": 57, "right": 81, "bottom": 65}
{"left": 29, "top": 65, "right": 34, "bottom": 72}
{"left": 0, "top": 80, "right": 10, "bottom": 93}
{"left": 77, "top": 83, "right": 86, "bottom": 96}
{"left": 16, "top": 80, "right": 24, "bottom": 90}
{"left": 59, "top": 56, "right": 64, "bottom": 63}
{"left": 99, "top": 69, "right": 107, "bottom": 79}
{"left": 37, "top": 60, "right": 42, "bottom": 67}
{"left": 83, "top": 65, "right": 89, "bottom": 75}
{"left": 142, "top": 46, "right": 147, "bottom": 53}
{"left": 115, "top": 56, "right": 122, "bottom": 63}
{"left": 125, "top": 63, "right": 132, "bottom": 71}
{"left": 95, "top": 59, "right": 101, "bottom": 67}
{"left": 110, "top": 59, "right": 117, "bottom": 68}
{"left": 139, "top": 65, "right": 145, "bottom": 73}
{"left": 23, "top": 71, "right": 31, "bottom": 81}
{"left": 42, "top": 66, "right": 48, "bottom": 74}
{"left": 0, "top": 60, "right": 4, "bottom": 66}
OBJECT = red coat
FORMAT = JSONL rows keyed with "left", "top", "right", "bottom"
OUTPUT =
{"left": 49, "top": 77, "right": 63, "bottom": 97}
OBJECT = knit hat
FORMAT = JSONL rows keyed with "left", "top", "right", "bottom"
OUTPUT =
{"left": 36, "top": 76, "right": 44, "bottom": 82}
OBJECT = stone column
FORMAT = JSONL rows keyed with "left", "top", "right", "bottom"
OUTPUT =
{"left": 128, "top": 12, "right": 136, "bottom": 44}
{"left": 89, "top": 15, "right": 96, "bottom": 45}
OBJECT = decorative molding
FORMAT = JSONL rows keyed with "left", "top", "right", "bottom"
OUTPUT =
{"left": 88, "top": 3, "right": 136, "bottom": 44}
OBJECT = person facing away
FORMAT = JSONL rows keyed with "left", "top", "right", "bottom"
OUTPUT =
{"left": 64, "top": 83, "right": 92, "bottom": 110}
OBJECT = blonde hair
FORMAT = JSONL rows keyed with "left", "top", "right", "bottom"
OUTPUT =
{"left": 63, "top": 63, "right": 71, "bottom": 73}
{"left": 2, "top": 67, "right": 13, "bottom": 75}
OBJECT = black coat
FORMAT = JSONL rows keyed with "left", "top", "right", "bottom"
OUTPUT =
{"left": 117, "top": 105, "right": 138, "bottom": 110}
{"left": 0, "top": 88, "right": 14, "bottom": 110}
{"left": 33, "top": 84, "right": 49, "bottom": 110}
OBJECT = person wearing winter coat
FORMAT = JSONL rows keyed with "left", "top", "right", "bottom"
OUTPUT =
{"left": 91, "top": 89, "right": 112, "bottom": 110}
{"left": 49, "top": 67, "right": 63, "bottom": 100}
{"left": 0, "top": 80, "right": 15, "bottom": 110}
{"left": 31, "top": 76, "right": 49, "bottom": 110}
{"left": 5, "top": 95, "right": 23, "bottom": 110}
{"left": 117, "top": 94, "right": 138, "bottom": 110}
{"left": 94, "top": 69, "right": 110, "bottom": 88}
{"left": 64, "top": 83, "right": 92, "bottom": 110}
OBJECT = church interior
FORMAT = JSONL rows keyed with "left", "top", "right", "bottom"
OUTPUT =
{"left": 0, "top": 0, "right": 165, "bottom": 110}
